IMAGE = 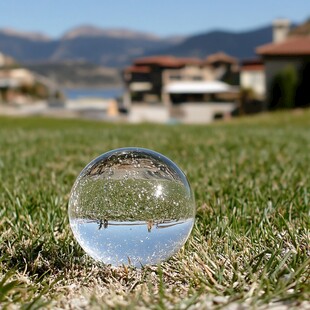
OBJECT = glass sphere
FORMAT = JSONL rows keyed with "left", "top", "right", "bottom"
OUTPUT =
{"left": 68, "top": 147, "right": 195, "bottom": 267}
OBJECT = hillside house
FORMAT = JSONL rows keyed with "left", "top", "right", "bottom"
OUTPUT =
{"left": 257, "top": 36, "right": 310, "bottom": 103}
{"left": 256, "top": 19, "right": 310, "bottom": 106}
{"left": 123, "top": 53, "right": 239, "bottom": 123}
{"left": 0, "top": 68, "right": 61, "bottom": 105}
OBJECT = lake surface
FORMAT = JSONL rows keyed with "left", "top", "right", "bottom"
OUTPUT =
{"left": 64, "top": 87, "right": 123, "bottom": 100}
{"left": 70, "top": 218, "right": 194, "bottom": 267}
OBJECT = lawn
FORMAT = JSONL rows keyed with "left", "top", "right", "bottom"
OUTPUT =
{"left": 0, "top": 110, "right": 309, "bottom": 309}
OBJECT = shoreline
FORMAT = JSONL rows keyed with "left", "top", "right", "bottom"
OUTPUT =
{"left": 62, "top": 84, "right": 123, "bottom": 90}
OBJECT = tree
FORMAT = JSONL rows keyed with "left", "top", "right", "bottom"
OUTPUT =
{"left": 269, "top": 65, "right": 298, "bottom": 109}
{"left": 295, "top": 62, "right": 310, "bottom": 107}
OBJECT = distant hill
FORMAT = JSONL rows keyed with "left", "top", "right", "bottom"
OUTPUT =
{"left": 25, "top": 61, "right": 122, "bottom": 88}
{"left": 62, "top": 25, "right": 162, "bottom": 40}
{"left": 0, "top": 31, "right": 58, "bottom": 63}
{"left": 150, "top": 25, "right": 273, "bottom": 60}
{"left": 0, "top": 26, "right": 181, "bottom": 68}
{"left": 0, "top": 23, "right": 295, "bottom": 69}
{"left": 289, "top": 19, "right": 310, "bottom": 36}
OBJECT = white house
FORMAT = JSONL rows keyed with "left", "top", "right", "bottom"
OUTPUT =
{"left": 240, "top": 59, "right": 265, "bottom": 99}
{"left": 123, "top": 54, "right": 239, "bottom": 123}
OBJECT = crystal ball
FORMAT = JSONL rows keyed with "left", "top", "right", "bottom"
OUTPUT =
{"left": 68, "top": 147, "right": 195, "bottom": 267}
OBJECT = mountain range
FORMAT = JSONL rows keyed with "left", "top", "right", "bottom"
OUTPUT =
{"left": 0, "top": 24, "right": 275, "bottom": 68}
{"left": 150, "top": 26, "right": 273, "bottom": 60}
{"left": 0, "top": 25, "right": 181, "bottom": 68}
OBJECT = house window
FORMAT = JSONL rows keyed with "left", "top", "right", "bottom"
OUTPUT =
{"left": 169, "top": 75, "right": 182, "bottom": 80}
{"left": 192, "top": 76, "right": 203, "bottom": 81}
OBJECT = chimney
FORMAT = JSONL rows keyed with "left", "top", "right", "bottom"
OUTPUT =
{"left": 272, "top": 19, "right": 291, "bottom": 43}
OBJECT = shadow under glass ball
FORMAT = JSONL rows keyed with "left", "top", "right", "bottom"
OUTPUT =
{"left": 68, "top": 147, "right": 196, "bottom": 267}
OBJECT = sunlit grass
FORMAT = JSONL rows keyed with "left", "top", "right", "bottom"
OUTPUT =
{"left": 0, "top": 110, "right": 309, "bottom": 309}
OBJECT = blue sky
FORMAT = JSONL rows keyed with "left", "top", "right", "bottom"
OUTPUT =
{"left": 0, "top": 0, "right": 309, "bottom": 37}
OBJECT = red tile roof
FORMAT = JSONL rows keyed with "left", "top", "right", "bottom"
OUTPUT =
{"left": 124, "top": 66, "right": 151, "bottom": 73}
{"left": 257, "top": 36, "right": 310, "bottom": 56}
{"left": 242, "top": 64, "right": 264, "bottom": 71}
{"left": 241, "top": 59, "right": 264, "bottom": 71}
{"left": 177, "top": 57, "right": 203, "bottom": 66}
{"left": 134, "top": 56, "right": 201, "bottom": 67}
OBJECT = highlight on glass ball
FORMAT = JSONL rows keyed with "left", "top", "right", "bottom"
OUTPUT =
{"left": 68, "top": 147, "right": 196, "bottom": 267}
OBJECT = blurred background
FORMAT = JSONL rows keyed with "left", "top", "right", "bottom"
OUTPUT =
{"left": 0, "top": 0, "right": 309, "bottom": 123}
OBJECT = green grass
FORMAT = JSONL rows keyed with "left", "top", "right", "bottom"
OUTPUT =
{"left": 0, "top": 110, "right": 309, "bottom": 309}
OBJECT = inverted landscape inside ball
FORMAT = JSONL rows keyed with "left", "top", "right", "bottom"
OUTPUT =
{"left": 69, "top": 148, "right": 195, "bottom": 267}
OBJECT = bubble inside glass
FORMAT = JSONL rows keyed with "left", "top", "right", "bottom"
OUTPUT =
{"left": 68, "top": 147, "right": 195, "bottom": 267}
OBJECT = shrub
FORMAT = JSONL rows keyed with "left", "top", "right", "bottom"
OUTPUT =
{"left": 295, "top": 61, "right": 310, "bottom": 107}
{"left": 269, "top": 65, "right": 298, "bottom": 109}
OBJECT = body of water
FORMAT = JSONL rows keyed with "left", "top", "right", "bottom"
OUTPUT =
{"left": 70, "top": 218, "right": 194, "bottom": 267}
{"left": 64, "top": 87, "right": 123, "bottom": 100}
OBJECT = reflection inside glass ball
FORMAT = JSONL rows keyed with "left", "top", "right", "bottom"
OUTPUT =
{"left": 68, "top": 147, "right": 195, "bottom": 267}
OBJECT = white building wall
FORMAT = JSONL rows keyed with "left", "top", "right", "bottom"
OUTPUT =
{"left": 172, "top": 103, "right": 235, "bottom": 124}
{"left": 129, "top": 105, "right": 170, "bottom": 123}
{"left": 240, "top": 70, "right": 266, "bottom": 98}
{"left": 128, "top": 102, "right": 235, "bottom": 124}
